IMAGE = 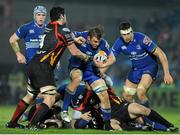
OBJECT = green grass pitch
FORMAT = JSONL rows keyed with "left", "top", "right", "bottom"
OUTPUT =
{"left": 0, "top": 105, "right": 179, "bottom": 134}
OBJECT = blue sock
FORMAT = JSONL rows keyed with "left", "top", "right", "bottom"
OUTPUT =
{"left": 74, "top": 119, "right": 89, "bottom": 129}
{"left": 100, "top": 108, "right": 111, "bottom": 121}
{"left": 144, "top": 117, "right": 168, "bottom": 131}
{"left": 62, "top": 88, "right": 75, "bottom": 111}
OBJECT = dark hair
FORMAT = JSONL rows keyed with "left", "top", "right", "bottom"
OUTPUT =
{"left": 119, "top": 21, "right": 132, "bottom": 30}
{"left": 88, "top": 25, "right": 104, "bottom": 40}
{"left": 50, "top": 7, "right": 65, "bottom": 22}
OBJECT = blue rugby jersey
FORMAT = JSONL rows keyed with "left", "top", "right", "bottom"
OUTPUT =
{"left": 16, "top": 20, "right": 46, "bottom": 63}
{"left": 111, "top": 32, "right": 158, "bottom": 69}
{"left": 69, "top": 31, "right": 111, "bottom": 72}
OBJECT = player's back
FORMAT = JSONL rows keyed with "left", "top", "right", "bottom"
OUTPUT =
{"left": 35, "top": 22, "right": 72, "bottom": 68}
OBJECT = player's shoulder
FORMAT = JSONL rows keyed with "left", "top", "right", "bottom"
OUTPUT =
{"left": 23, "top": 21, "right": 34, "bottom": 27}
{"left": 113, "top": 37, "right": 124, "bottom": 46}
{"left": 18, "top": 21, "right": 33, "bottom": 29}
{"left": 100, "top": 38, "right": 108, "bottom": 44}
{"left": 134, "top": 32, "right": 147, "bottom": 39}
{"left": 100, "top": 38, "right": 110, "bottom": 48}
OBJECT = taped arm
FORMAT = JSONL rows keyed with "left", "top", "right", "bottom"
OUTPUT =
{"left": 9, "top": 33, "right": 20, "bottom": 53}
{"left": 67, "top": 43, "right": 89, "bottom": 62}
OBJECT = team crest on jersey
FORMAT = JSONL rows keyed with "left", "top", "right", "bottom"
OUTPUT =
{"left": 78, "top": 94, "right": 83, "bottom": 99}
{"left": 105, "top": 41, "right": 110, "bottom": 49}
{"left": 131, "top": 51, "right": 137, "bottom": 55}
{"left": 62, "top": 28, "right": 70, "bottom": 32}
{"left": 86, "top": 51, "right": 92, "bottom": 55}
{"left": 121, "top": 46, "right": 127, "bottom": 50}
{"left": 81, "top": 43, "right": 87, "bottom": 47}
{"left": 143, "top": 36, "right": 152, "bottom": 45}
{"left": 29, "top": 29, "right": 35, "bottom": 34}
{"left": 136, "top": 44, "right": 141, "bottom": 50}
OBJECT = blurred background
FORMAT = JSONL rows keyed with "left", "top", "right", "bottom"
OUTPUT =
{"left": 0, "top": 0, "right": 179, "bottom": 110}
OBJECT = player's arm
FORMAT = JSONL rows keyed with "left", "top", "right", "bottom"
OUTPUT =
{"left": 64, "top": 29, "right": 90, "bottom": 62}
{"left": 72, "top": 31, "right": 88, "bottom": 44}
{"left": 96, "top": 51, "right": 116, "bottom": 73}
{"left": 9, "top": 33, "right": 26, "bottom": 64}
{"left": 67, "top": 42, "right": 89, "bottom": 62}
{"left": 153, "top": 47, "right": 174, "bottom": 84}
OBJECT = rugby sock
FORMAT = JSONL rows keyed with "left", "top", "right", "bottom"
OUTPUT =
{"left": 100, "top": 108, "right": 111, "bottom": 121}
{"left": 10, "top": 99, "right": 29, "bottom": 123}
{"left": 147, "top": 109, "right": 173, "bottom": 128}
{"left": 144, "top": 117, "right": 167, "bottom": 131}
{"left": 63, "top": 88, "right": 75, "bottom": 111}
{"left": 74, "top": 119, "right": 89, "bottom": 129}
{"left": 30, "top": 103, "right": 49, "bottom": 126}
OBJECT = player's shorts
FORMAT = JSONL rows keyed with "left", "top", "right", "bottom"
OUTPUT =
{"left": 83, "top": 70, "right": 101, "bottom": 85}
{"left": 68, "top": 57, "right": 84, "bottom": 73}
{"left": 27, "top": 59, "right": 55, "bottom": 91}
{"left": 111, "top": 100, "right": 131, "bottom": 123}
{"left": 127, "top": 63, "right": 158, "bottom": 84}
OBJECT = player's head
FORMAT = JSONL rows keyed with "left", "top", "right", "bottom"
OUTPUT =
{"left": 88, "top": 25, "right": 104, "bottom": 49}
{"left": 50, "top": 7, "right": 66, "bottom": 24}
{"left": 33, "top": 5, "right": 47, "bottom": 26}
{"left": 119, "top": 21, "right": 133, "bottom": 43}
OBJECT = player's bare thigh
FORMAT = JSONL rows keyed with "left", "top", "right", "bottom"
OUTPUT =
{"left": 138, "top": 74, "right": 153, "bottom": 90}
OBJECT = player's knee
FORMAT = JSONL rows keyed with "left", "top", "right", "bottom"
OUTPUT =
{"left": 98, "top": 90, "right": 109, "bottom": 102}
{"left": 137, "top": 85, "right": 147, "bottom": 101}
{"left": 40, "top": 85, "right": 56, "bottom": 108}
{"left": 93, "top": 84, "right": 108, "bottom": 95}
{"left": 23, "top": 94, "right": 34, "bottom": 104}
{"left": 123, "top": 86, "right": 136, "bottom": 96}
{"left": 43, "top": 95, "right": 56, "bottom": 108}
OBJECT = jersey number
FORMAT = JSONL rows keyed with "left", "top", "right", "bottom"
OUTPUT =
{"left": 39, "top": 34, "right": 46, "bottom": 49}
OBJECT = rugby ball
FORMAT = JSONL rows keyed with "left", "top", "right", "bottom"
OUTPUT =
{"left": 94, "top": 50, "right": 107, "bottom": 62}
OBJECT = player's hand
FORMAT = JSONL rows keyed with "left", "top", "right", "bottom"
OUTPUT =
{"left": 16, "top": 52, "right": 26, "bottom": 64}
{"left": 164, "top": 73, "right": 174, "bottom": 84}
{"left": 80, "top": 111, "right": 92, "bottom": 121}
{"left": 74, "top": 36, "right": 86, "bottom": 44}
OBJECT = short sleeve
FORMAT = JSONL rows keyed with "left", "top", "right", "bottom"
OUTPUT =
{"left": 111, "top": 38, "right": 122, "bottom": 57}
{"left": 15, "top": 24, "right": 27, "bottom": 39}
{"left": 61, "top": 27, "right": 74, "bottom": 44}
{"left": 141, "top": 34, "right": 157, "bottom": 53}
{"left": 73, "top": 31, "right": 89, "bottom": 39}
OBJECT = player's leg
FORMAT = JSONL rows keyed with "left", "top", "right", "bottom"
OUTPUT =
{"left": 90, "top": 79, "right": 112, "bottom": 130}
{"left": 61, "top": 68, "right": 83, "bottom": 123}
{"left": 6, "top": 84, "right": 37, "bottom": 129}
{"left": 136, "top": 74, "right": 152, "bottom": 107}
{"left": 29, "top": 85, "right": 56, "bottom": 127}
{"left": 123, "top": 79, "right": 137, "bottom": 102}
{"left": 128, "top": 103, "right": 177, "bottom": 131}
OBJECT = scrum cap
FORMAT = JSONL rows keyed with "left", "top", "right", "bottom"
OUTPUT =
{"left": 33, "top": 5, "right": 47, "bottom": 18}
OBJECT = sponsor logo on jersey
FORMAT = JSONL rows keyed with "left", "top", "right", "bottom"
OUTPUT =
{"left": 62, "top": 27, "right": 70, "bottom": 32}
{"left": 29, "top": 29, "right": 35, "bottom": 34}
{"left": 143, "top": 36, "right": 152, "bottom": 45}
{"left": 121, "top": 46, "right": 127, "bottom": 50}
{"left": 136, "top": 44, "right": 141, "bottom": 50}
{"left": 105, "top": 41, "right": 110, "bottom": 49}
{"left": 81, "top": 43, "right": 87, "bottom": 47}
{"left": 86, "top": 51, "right": 92, "bottom": 55}
{"left": 131, "top": 51, "right": 137, "bottom": 55}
